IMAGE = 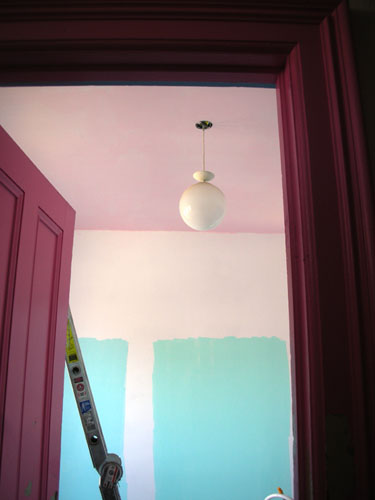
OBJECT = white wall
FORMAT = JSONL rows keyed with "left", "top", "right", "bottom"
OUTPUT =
{"left": 69, "top": 231, "right": 290, "bottom": 500}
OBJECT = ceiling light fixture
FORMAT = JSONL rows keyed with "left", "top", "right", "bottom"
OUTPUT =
{"left": 179, "top": 121, "right": 225, "bottom": 231}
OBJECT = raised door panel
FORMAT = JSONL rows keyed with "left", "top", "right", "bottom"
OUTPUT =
{"left": 0, "top": 170, "right": 24, "bottom": 461}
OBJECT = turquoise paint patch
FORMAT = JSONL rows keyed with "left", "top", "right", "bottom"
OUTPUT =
{"left": 153, "top": 337, "right": 291, "bottom": 500}
{"left": 59, "top": 338, "right": 128, "bottom": 500}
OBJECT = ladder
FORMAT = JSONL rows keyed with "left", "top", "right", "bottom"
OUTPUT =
{"left": 65, "top": 309, "right": 123, "bottom": 499}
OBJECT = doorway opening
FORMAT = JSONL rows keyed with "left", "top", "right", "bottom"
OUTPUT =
{"left": 0, "top": 84, "right": 293, "bottom": 500}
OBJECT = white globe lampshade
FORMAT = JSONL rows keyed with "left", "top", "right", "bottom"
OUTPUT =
{"left": 179, "top": 181, "right": 226, "bottom": 230}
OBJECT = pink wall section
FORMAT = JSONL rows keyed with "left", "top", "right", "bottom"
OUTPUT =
{"left": 0, "top": 86, "right": 283, "bottom": 233}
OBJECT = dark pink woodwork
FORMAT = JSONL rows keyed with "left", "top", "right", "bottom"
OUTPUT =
{"left": 0, "top": 1, "right": 374, "bottom": 499}
{"left": 0, "top": 127, "right": 75, "bottom": 499}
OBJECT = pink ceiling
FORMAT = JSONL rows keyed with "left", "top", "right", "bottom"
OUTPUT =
{"left": 0, "top": 85, "right": 284, "bottom": 233}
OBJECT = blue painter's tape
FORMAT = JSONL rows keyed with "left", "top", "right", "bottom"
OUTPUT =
{"left": 79, "top": 400, "right": 92, "bottom": 414}
{"left": 0, "top": 81, "right": 276, "bottom": 88}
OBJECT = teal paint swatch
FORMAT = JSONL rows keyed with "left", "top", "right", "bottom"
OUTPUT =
{"left": 59, "top": 338, "right": 128, "bottom": 500}
{"left": 153, "top": 337, "right": 291, "bottom": 500}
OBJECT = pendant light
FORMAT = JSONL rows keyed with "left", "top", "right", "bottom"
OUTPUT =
{"left": 179, "top": 121, "right": 225, "bottom": 231}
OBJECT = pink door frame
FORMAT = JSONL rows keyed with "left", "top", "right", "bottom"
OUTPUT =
{"left": 0, "top": 2, "right": 373, "bottom": 498}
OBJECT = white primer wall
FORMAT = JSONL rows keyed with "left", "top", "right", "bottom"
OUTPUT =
{"left": 69, "top": 231, "right": 290, "bottom": 500}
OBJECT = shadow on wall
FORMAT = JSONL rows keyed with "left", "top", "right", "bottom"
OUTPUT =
{"left": 349, "top": 0, "right": 375, "bottom": 185}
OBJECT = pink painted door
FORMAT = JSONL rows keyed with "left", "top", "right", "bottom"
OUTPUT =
{"left": 0, "top": 126, "right": 75, "bottom": 499}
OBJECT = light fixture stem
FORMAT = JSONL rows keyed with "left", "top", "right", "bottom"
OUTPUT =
{"left": 202, "top": 128, "right": 206, "bottom": 172}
